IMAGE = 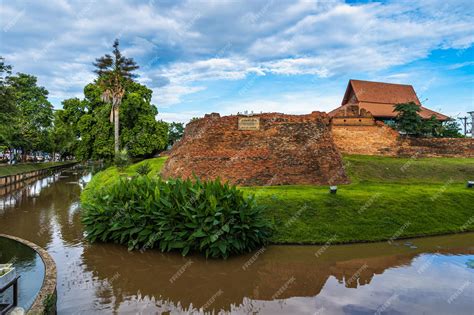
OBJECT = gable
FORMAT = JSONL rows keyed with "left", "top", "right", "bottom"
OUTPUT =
{"left": 343, "top": 80, "right": 421, "bottom": 106}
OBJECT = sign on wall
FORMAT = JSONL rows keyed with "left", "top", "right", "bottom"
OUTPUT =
{"left": 238, "top": 117, "right": 260, "bottom": 131}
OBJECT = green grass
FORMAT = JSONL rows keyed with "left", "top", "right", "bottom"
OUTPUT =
{"left": 344, "top": 154, "right": 474, "bottom": 184}
{"left": 81, "top": 157, "right": 167, "bottom": 204}
{"left": 82, "top": 155, "right": 474, "bottom": 244}
{"left": 0, "top": 161, "right": 75, "bottom": 177}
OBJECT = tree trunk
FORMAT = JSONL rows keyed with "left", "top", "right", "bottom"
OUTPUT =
{"left": 114, "top": 106, "right": 120, "bottom": 154}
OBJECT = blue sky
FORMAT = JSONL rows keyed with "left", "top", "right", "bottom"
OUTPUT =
{"left": 0, "top": 0, "right": 473, "bottom": 122}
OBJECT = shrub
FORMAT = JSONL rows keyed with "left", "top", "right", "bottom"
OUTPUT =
{"left": 81, "top": 176, "right": 272, "bottom": 258}
{"left": 136, "top": 162, "right": 151, "bottom": 176}
{"left": 114, "top": 149, "right": 129, "bottom": 169}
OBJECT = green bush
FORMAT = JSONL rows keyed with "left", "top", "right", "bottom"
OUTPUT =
{"left": 114, "top": 149, "right": 129, "bottom": 169}
{"left": 136, "top": 162, "right": 151, "bottom": 176}
{"left": 81, "top": 176, "right": 272, "bottom": 258}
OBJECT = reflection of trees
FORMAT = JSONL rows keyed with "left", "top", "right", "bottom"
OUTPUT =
{"left": 81, "top": 233, "right": 474, "bottom": 313}
{"left": 0, "top": 237, "right": 36, "bottom": 264}
{"left": 0, "top": 167, "right": 89, "bottom": 248}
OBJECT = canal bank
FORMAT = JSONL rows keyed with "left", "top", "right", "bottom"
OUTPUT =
{"left": 0, "top": 161, "right": 77, "bottom": 188}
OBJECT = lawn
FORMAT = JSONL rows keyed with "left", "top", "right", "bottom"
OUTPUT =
{"left": 0, "top": 161, "right": 75, "bottom": 177}
{"left": 82, "top": 155, "right": 474, "bottom": 244}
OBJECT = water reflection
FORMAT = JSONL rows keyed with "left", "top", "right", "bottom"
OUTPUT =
{"left": 0, "top": 237, "right": 45, "bottom": 311}
{"left": 0, "top": 167, "right": 473, "bottom": 314}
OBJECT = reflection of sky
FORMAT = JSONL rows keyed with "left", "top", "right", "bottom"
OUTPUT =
{"left": 0, "top": 239, "right": 45, "bottom": 311}
{"left": 302, "top": 254, "right": 474, "bottom": 315}
{"left": 0, "top": 174, "right": 59, "bottom": 211}
{"left": 104, "top": 254, "right": 474, "bottom": 314}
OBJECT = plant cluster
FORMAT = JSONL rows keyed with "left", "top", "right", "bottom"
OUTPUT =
{"left": 394, "top": 102, "right": 462, "bottom": 137}
{"left": 82, "top": 176, "right": 272, "bottom": 258}
{"left": 114, "top": 149, "right": 130, "bottom": 169}
{"left": 135, "top": 161, "right": 152, "bottom": 175}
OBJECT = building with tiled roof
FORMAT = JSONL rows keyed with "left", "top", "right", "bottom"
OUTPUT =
{"left": 329, "top": 80, "right": 449, "bottom": 122}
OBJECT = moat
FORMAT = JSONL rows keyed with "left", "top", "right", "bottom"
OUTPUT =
{"left": 1, "top": 167, "right": 473, "bottom": 314}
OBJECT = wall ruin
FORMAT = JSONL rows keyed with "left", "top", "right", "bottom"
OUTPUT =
{"left": 161, "top": 112, "right": 349, "bottom": 186}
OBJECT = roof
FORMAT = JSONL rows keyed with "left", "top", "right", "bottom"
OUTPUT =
{"left": 342, "top": 79, "right": 421, "bottom": 105}
{"left": 330, "top": 79, "right": 449, "bottom": 121}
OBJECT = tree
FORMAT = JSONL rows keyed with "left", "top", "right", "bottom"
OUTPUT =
{"left": 440, "top": 118, "right": 463, "bottom": 138}
{"left": 420, "top": 115, "right": 442, "bottom": 137}
{"left": 93, "top": 39, "right": 139, "bottom": 154}
{"left": 168, "top": 122, "right": 184, "bottom": 146}
{"left": 8, "top": 73, "right": 53, "bottom": 159}
{"left": 63, "top": 81, "right": 168, "bottom": 161}
{"left": 0, "top": 57, "right": 16, "bottom": 147}
{"left": 394, "top": 102, "right": 423, "bottom": 136}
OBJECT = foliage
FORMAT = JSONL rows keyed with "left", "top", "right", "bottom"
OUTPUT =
{"left": 393, "top": 102, "right": 461, "bottom": 138}
{"left": 82, "top": 176, "right": 272, "bottom": 258}
{"left": 93, "top": 39, "right": 139, "bottom": 153}
{"left": 440, "top": 118, "right": 463, "bottom": 138}
{"left": 82, "top": 155, "right": 474, "bottom": 246}
{"left": 136, "top": 162, "right": 151, "bottom": 175}
{"left": 63, "top": 81, "right": 168, "bottom": 161}
{"left": 42, "top": 293, "right": 56, "bottom": 315}
{"left": 168, "top": 122, "right": 184, "bottom": 146}
{"left": 394, "top": 102, "right": 423, "bottom": 136}
{"left": 114, "top": 149, "right": 129, "bottom": 169}
{"left": 0, "top": 57, "right": 16, "bottom": 145}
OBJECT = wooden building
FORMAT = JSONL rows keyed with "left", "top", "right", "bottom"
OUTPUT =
{"left": 329, "top": 79, "right": 449, "bottom": 125}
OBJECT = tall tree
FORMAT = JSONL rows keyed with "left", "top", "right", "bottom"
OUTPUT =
{"left": 0, "top": 57, "right": 15, "bottom": 146}
{"left": 93, "top": 39, "right": 139, "bottom": 154}
{"left": 8, "top": 73, "right": 53, "bottom": 159}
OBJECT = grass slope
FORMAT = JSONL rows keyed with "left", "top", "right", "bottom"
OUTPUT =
{"left": 81, "top": 157, "right": 167, "bottom": 204}
{"left": 82, "top": 155, "right": 474, "bottom": 244}
{"left": 0, "top": 161, "right": 74, "bottom": 177}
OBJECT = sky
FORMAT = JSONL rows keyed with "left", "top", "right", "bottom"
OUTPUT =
{"left": 0, "top": 0, "right": 473, "bottom": 123}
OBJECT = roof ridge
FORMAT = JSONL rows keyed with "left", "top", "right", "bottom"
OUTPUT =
{"left": 349, "top": 79, "right": 414, "bottom": 87}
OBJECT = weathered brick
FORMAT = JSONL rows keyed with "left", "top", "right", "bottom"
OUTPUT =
{"left": 161, "top": 112, "right": 349, "bottom": 186}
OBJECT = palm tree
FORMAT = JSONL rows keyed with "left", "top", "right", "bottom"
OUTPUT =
{"left": 93, "top": 39, "right": 139, "bottom": 153}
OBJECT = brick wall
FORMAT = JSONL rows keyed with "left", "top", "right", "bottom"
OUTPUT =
{"left": 161, "top": 112, "right": 349, "bottom": 186}
{"left": 398, "top": 138, "right": 474, "bottom": 158}
{"left": 332, "top": 123, "right": 474, "bottom": 157}
{"left": 332, "top": 123, "right": 399, "bottom": 156}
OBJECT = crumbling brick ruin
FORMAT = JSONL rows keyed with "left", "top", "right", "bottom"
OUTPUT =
{"left": 161, "top": 112, "right": 349, "bottom": 186}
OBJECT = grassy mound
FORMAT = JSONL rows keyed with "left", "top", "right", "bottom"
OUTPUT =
{"left": 82, "top": 155, "right": 474, "bottom": 245}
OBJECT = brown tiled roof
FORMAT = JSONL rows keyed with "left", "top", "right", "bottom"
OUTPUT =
{"left": 343, "top": 79, "right": 421, "bottom": 105}
{"left": 330, "top": 79, "right": 449, "bottom": 121}
{"left": 329, "top": 102, "right": 449, "bottom": 121}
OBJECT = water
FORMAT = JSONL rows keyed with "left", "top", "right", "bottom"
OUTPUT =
{"left": 0, "top": 237, "right": 45, "bottom": 311}
{"left": 0, "top": 167, "right": 473, "bottom": 314}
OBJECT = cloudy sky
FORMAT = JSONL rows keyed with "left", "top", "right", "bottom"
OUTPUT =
{"left": 1, "top": 0, "right": 473, "bottom": 122}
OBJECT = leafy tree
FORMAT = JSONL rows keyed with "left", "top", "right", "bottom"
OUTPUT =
{"left": 420, "top": 115, "right": 442, "bottom": 137}
{"left": 394, "top": 102, "right": 423, "bottom": 136}
{"left": 63, "top": 81, "right": 168, "bottom": 161}
{"left": 0, "top": 57, "right": 16, "bottom": 147}
{"left": 440, "top": 118, "right": 463, "bottom": 138}
{"left": 93, "top": 39, "right": 139, "bottom": 154}
{"left": 168, "top": 122, "right": 184, "bottom": 146}
{"left": 8, "top": 73, "right": 53, "bottom": 159}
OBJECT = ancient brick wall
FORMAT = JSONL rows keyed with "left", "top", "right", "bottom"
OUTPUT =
{"left": 398, "top": 138, "right": 474, "bottom": 158}
{"left": 161, "top": 112, "right": 349, "bottom": 186}
{"left": 332, "top": 123, "right": 399, "bottom": 156}
{"left": 332, "top": 123, "right": 474, "bottom": 157}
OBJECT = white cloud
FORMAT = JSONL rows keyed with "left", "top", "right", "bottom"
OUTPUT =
{"left": 0, "top": 0, "right": 472, "bottom": 114}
